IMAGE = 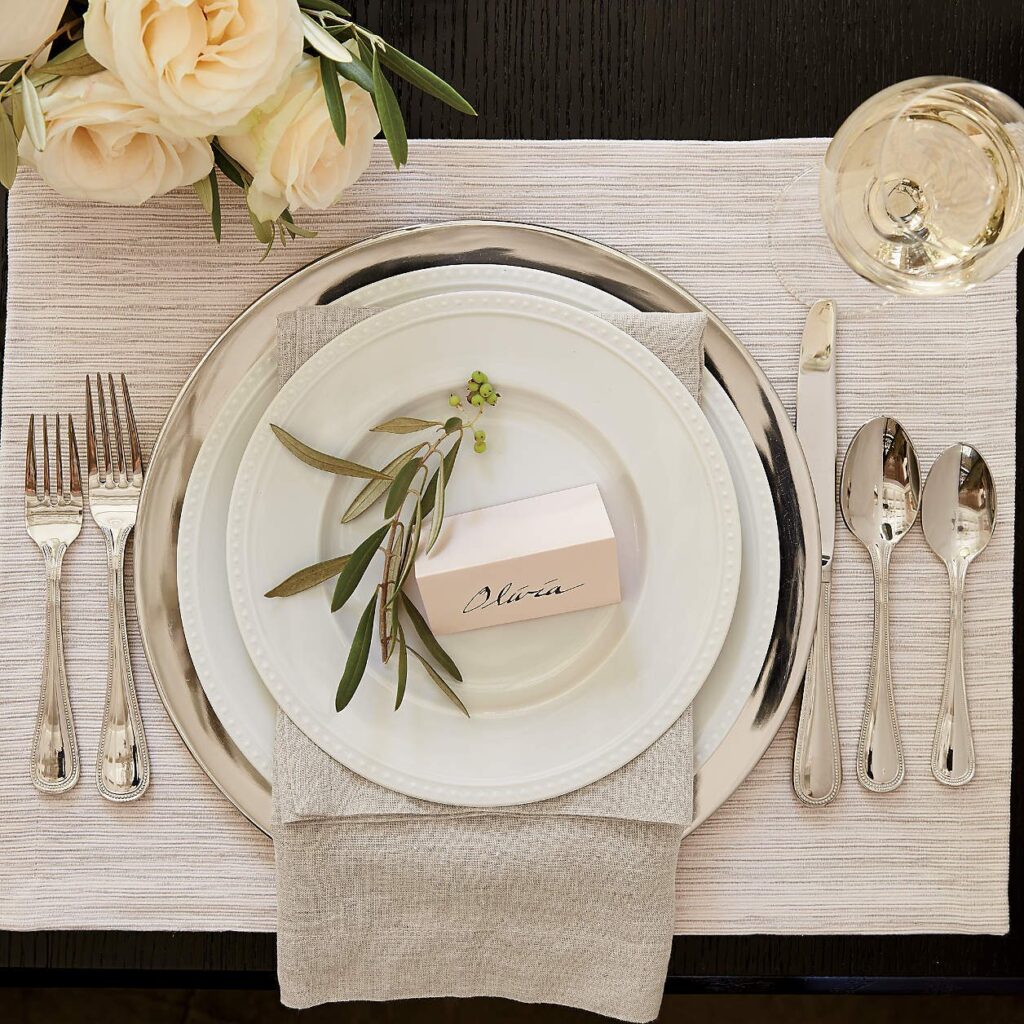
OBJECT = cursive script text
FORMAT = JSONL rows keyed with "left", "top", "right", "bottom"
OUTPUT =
{"left": 463, "top": 578, "right": 584, "bottom": 614}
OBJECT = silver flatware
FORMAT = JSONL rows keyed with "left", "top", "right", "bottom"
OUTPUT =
{"left": 793, "top": 299, "right": 842, "bottom": 806}
{"left": 86, "top": 374, "right": 150, "bottom": 802}
{"left": 921, "top": 443, "right": 996, "bottom": 786}
{"left": 840, "top": 416, "right": 920, "bottom": 792}
{"left": 25, "top": 414, "right": 83, "bottom": 793}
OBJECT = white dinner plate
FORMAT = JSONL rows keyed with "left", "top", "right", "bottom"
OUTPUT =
{"left": 226, "top": 291, "right": 741, "bottom": 804}
{"left": 177, "top": 264, "right": 779, "bottom": 782}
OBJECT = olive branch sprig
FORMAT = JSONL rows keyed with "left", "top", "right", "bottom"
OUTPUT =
{"left": 265, "top": 370, "right": 501, "bottom": 716}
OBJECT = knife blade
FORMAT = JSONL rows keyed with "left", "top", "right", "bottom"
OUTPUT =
{"left": 792, "top": 298, "right": 841, "bottom": 806}
{"left": 797, "top": 299, "right": 837, "bottom": 565}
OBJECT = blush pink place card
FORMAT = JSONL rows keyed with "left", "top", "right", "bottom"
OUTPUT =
{"left": 412, "top": 484, "right": 621, "bottom": 635}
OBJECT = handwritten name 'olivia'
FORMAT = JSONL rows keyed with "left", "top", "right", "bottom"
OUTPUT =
{"left": 463, "top": 578, "right": 584, "bottom": 615}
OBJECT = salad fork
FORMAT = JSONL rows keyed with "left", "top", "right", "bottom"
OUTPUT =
{"left": 86, "top": 374, "right": 150, "bottom": 802}
{"left": 26, "top": 414, "right": 83, "bottom": 794}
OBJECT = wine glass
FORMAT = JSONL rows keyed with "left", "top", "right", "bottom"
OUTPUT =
{"left": 820, "top": 76, "right": 1024, "bottom": 296}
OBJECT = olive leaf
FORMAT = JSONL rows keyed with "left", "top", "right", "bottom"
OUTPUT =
{"left": 331, "top": 523, "right": 389, "bottom": 611}
{"left": 343, "top": 444, "right": 422, "bottom": 523}
{"left": 384, "top": 457, "right": 422, "bottom": 518}
{"left": 265, "top": 554, "right": 350, "bottom": 598}
{"left": 394, "top": 622, "right": 408, "bottom": 710}
{"left": 399, "top": 591, "right": 462, "bottom": 682}
{"left": 379, "top": 43, "right": 476, "bottom": 116}
{"left": 371, "top": 47, "right": 407, "bottom": 169}
{"left": 32, "top": 41, "right": 103, "bottom": 79}
{"left": 318, "top": 54, "right": 347, "bottom": 145}
{"left": 213, "top": 144, "right": 248, "bottom": 188}
{"left": 335, "top": 54, "right": 375, "bottom": 95}
{"left": 301, "top": 12, "right": 355, "bottom": 63}
{"left": 421, "top": 435, "right": 460, "bottom": 518}
{"left": 21, "top": 75, "right": 45, "bottom": 151}
{"left": 192, "top": 169, "right": 221, "bottom": 242}
{"left": 10, "top": 91, "right": 24, "bottom": 143}
{"left": 379, "top": 520, "right": 404, "bottom": 659}
{"left": 392, "top": 493, "right": 422, "bottom": 600}
{"left": 425, "top": 449, "right": 446, "bottom": 554}
{"left": 207, "top": 169, "right": 221, "bottom": 242}
{"left": 371, "top": 416, "right": 441, "bottom": 434}
{"left": 408, "top": 647, "right": 469, "bottom": 717}
{"left": 336, "top": 589, "right": 378, "bottom": 711}
{"left": 0, "top": 107, "right": 18, "bottom": 190}
{"left": 301, "top": 0, "right": 352, "bottom": 19}
{"left": 271, "top": 423, "right": 390, "bottom": 479}
{"left": 247, "top": 203, "right": 275, "bottom": 245}
{"left": 193, "top": 174, "right": 213, "bottom": 215}
{"left": 280, "top": 208, "right": 317, "bottom": 238}
{"left": 0, "top": 60, "right": 25, "bottom": 85}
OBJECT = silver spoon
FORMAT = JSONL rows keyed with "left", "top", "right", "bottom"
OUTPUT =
{"left": 840, "top": 416, "right": 920, "bottom": 792}
{"left": 921, "top": 444, "right": 996, "bottom": 787}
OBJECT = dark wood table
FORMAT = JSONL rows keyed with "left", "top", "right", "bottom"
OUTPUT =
{"left": 2, "top": 0, "right": 1022, "bottom": 998}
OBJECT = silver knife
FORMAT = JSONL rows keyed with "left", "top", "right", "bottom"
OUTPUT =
{"left": 792, "top": 299, "right": 841, "bottom": 806}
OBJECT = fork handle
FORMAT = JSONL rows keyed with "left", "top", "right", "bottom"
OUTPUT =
{"left": 31, "top": 540, "right": 80, "bottom": 793}
{"left": 96, "top": 523, "right": 150, "bottom": 802}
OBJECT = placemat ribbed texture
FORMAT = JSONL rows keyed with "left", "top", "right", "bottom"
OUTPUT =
{"left": 0, "top": 139, "right": 1014, "bottom": 933}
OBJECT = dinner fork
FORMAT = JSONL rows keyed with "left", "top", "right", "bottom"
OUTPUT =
{"left": 86, "top": 374, "right": 150, "bottom": 802}
{"left": 26, "top": 414, "right": 83, "bottom": 793}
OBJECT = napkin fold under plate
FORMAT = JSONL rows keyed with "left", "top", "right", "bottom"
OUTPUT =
{"left": 274, "top": 304, "right": 708, "bottom": 1022}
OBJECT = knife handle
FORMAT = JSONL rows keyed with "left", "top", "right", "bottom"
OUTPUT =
{"left": 793, "top": 563, "right": 841, "bottom": 805}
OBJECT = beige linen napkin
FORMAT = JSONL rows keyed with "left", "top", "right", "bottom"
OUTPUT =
{"left": 273, "top": 305, "right": 708, "bottom": 1022}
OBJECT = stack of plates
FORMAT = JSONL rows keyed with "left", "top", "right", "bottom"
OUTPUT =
{"left": 138, "top": 222, "right": 819, "bottom": 831}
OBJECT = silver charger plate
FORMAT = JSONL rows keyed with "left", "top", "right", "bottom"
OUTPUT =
{"left": 136, "top": 220, "right": 820, "bottom": 836}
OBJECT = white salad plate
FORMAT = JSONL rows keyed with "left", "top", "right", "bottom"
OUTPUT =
{"left": 177, "top": 264, "right": 780, "bottom": 784}
{"left": 225, "top": 290, "right": 742, "bottom": 804}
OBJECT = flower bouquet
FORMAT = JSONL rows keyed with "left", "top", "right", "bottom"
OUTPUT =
{"left": 0, "top": 1, "right": 474, "bottom": 251}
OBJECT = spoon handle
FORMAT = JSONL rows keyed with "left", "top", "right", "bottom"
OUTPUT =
{"left": 858, "top": 543, "right": 905, "bottom": 792}
{"left": 793, "top": 563, "right": 842, "bottom": 805}
{"left": 931, "top": 562, "right": 976, "bottom": 786}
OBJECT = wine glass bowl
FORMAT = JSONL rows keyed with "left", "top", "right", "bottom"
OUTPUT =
{"left": 820, "top": 77, "right": 1024, "bottom": 295}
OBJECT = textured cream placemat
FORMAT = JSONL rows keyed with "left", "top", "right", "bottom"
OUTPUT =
{"left": 0, "top": 139, "right": 1014, "bottom": 934}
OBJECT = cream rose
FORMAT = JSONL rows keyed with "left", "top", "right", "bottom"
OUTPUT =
{"left": 218, "top": 55, "right": 379, "bottom": 223}
{"left": 18, "top": 71, "right": 214, "bottom": 205}
{"left": 83, "top": 0, "right": 303, "bottom": 136}
{"left": 0, "top": 0, "right": 67, "bottom": 62}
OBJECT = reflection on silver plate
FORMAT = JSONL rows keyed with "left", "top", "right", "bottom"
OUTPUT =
{"left": 136, "top": 221, "right": 820, "bottom": 836}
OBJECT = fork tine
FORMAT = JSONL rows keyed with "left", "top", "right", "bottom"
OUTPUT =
{"left": 85, "top": 376, "right": 98, "bottom": 480}
{"left": 107, "top": 372, "right": 126, "bottom": 482}
{"left": 96, "top": 373, "right": 113, "bottom": 481}
{"left": 68, "top": 415, "right": 82, "bottom": 500}
{"left": 55, "top": 413, "right": 64, "bottom": 501}
{"left": 121, "top": 374, "right": 144, "bottom": 479}
{"left": 25, "top": 414, "right": 36, "bottom": 499}
{"left": 42, "top": 416, "right": 51, "bottom": 500}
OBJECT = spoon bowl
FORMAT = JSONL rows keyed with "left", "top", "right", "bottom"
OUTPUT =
{"left": 921, "top": 443, "right": 996, "bottom": 786}
{"left": 922, "top": 444, "right": 996, "bottom": 566}
{"left": 840, "top": 416, "right": 921, "bottom": 792}
{"left": 840, "top": 416, "right": 921, "bottom": 548}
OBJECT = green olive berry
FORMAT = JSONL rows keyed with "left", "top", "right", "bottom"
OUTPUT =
{"left": 474, "top": 429, "right": 486, "bottom": 442}
{"left": 471, "top": 370, "right": 488, "bottom": 385}
{"left": 473, "top": 441, "right": 487, "bottom": 454}
{"left": 470, "top": 393, "right": 485, "bottom": 407}
{"left": 479, "top": 383, "right": 494, "bottom": 398}
{"left": 467, "top": 380, "right": 480, "bottom": 393}
{"left": 485, "top": 392, "right": 498, "bottom": 405}
{"left": 448, "top": 394, "right": 460, "bottom": 407}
